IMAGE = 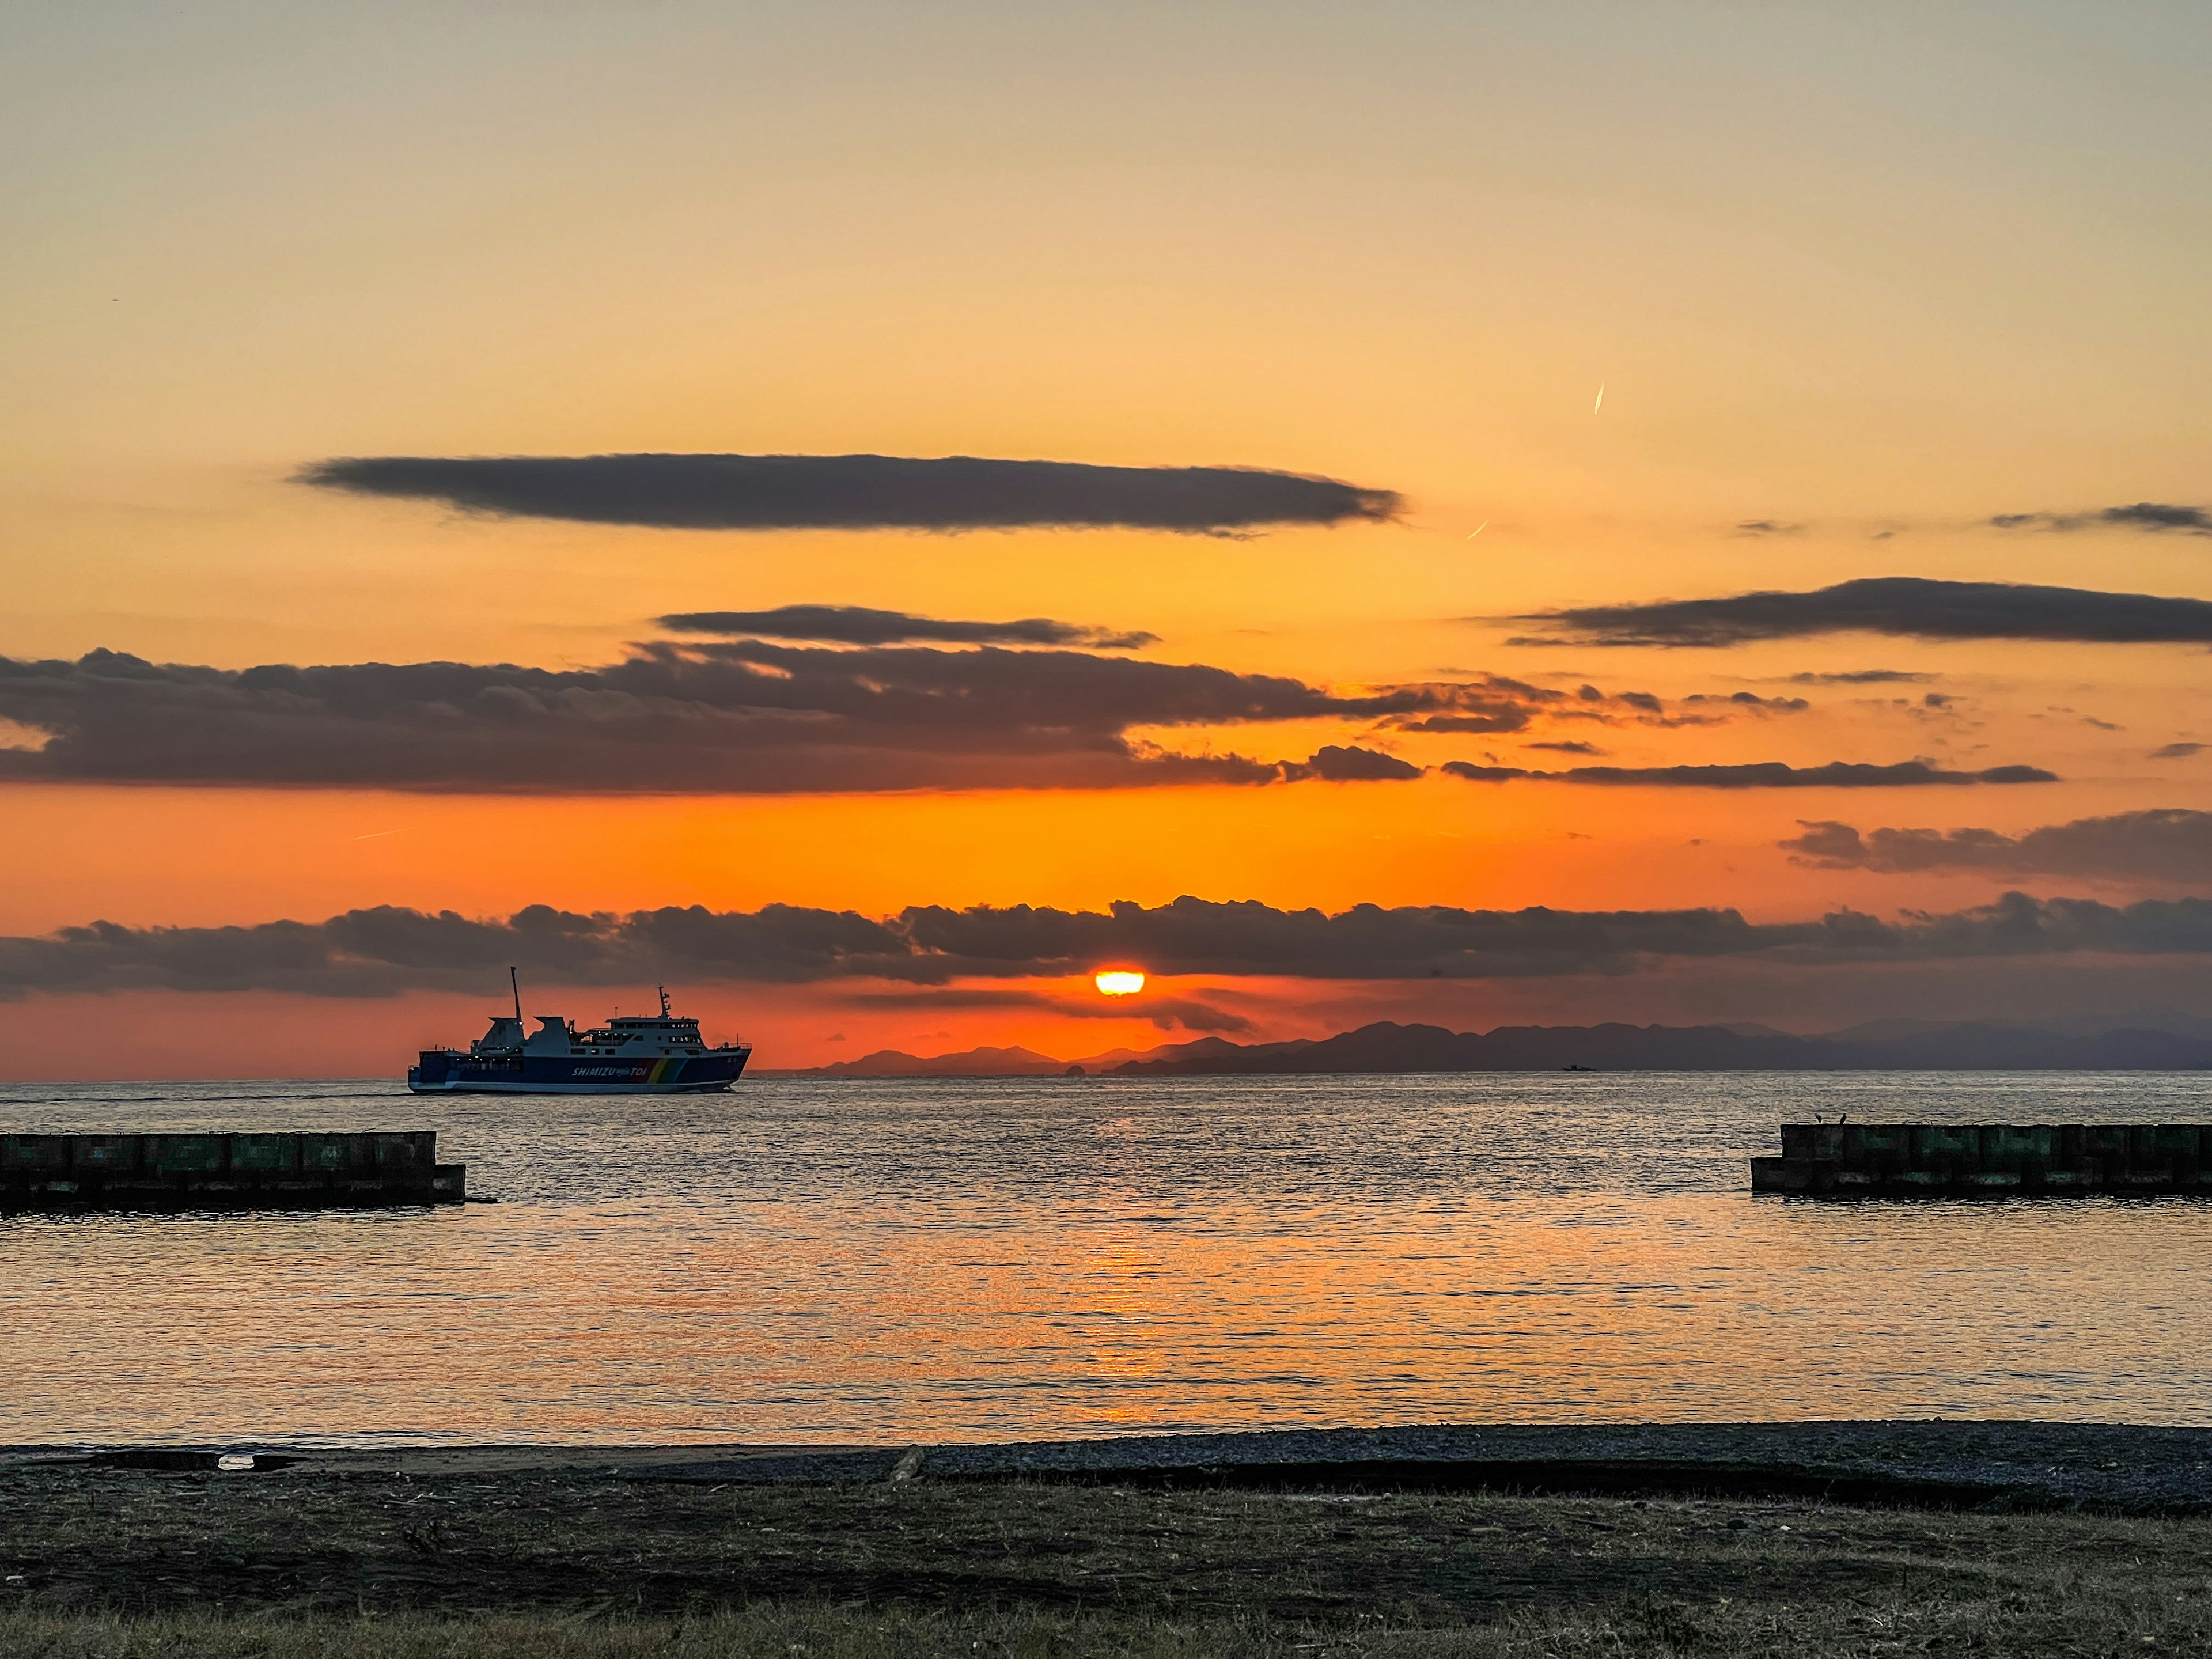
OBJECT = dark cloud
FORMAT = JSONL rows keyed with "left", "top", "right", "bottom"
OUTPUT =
{"left": 2150, "top": 741, "right": 2204, "bottom": 760}
{"left": 1525, "top": 740, "right": 1604, "bottom": 755}
{"left": 1782, "top": 810, "right": 2212, "bottom": 886}
{"left": 1441, "top": 760, "right": 2057, "bottom": 789}
{"left": 298, "top": 453, "right": 1400, "bottom": 535}
{"left": 1991, "top": 502, "right": 2212, "bottom": 536}
{"left": 1680, "top": 691, "right": 1810, "bottom": 713}
{"left": 1513, "top": 578, "right": 2212, "bottom": 648}
{"left": 1279, "top": 745, "right": 1425, "bottom": 782}
{"left": 9, "top": 891, "right": 2211, "bottom": 1001}
{"left": 0, "top": 643, "right": 1448, "bottom": 794}
{"left": 0, "top": 647, "right": 1808, "bottom": 795}
{"left": 1733, "top": 520, "right": 1806, "bottom": 536}
{"left": 1787, "top": 671, "right": 1935, "bottom": 685}
{"left": 1375, "top": 673, "right": 1783, "bottom": 736}
{"left": 1366, "top": 671, "right": 1584, "bottom": 736}
{"left": 658, "top": 605, "right": 1156, "bottom": 650}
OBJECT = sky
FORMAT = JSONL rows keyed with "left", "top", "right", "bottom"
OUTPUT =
{"left": 3, "top": 1, "right": 2209, "bottom": 1075}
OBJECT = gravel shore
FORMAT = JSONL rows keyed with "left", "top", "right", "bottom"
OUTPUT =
{"left": 16, "top": 1418, "right": 2199, "bottom": 1513}
{"left": 905, "top": 1419, "right": 2212, "bottom": 1513}
{"left": 6, "top": 1423, "right": 2211, "bottom": 1654}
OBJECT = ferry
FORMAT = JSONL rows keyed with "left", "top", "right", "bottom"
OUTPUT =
{"left": 407, "top": 971, "right": 751, "bottom": 1094}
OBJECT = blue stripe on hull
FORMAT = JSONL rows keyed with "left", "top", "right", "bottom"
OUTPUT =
{"left": 407, "top": 1078, "right": 739, "bottom": 1094}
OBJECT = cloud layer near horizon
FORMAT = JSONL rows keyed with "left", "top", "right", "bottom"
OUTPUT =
{"left": 1784, "top": 809, "right": 2212, "bottom": 885}
{"left": 659, "top": 605, "right": 1157, "bottom": 649}
{"left": 0, "top": 646, "right": 1950, "bottom": 795}
{"left": 298, "top": 453, "right": 1400, "bottom": 533}
{"left": 0, "top": 645, "right": 1459, "bottom": 793}
{"left": 843, "top": 984, "right": 1257, "bottom": 1033}
{"left": 1991, "top": 502, "right": 2212, "bottom": 536}
{"left": 6, "top": 892, "right": 2209, "bottom": 1001}
{"left": 1443, "top": 759, "right": 2055, "bottom": 788}
{"left": 1513, "top": 577, "right": 2212, "bottom": 648}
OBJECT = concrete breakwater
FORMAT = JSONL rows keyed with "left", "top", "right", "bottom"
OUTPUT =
{"left": 0, "top": 1131, "right": 464, "bottom": 1211}
{"left": 1752, "top": 1122, "right": 2211, "bottom": 1197}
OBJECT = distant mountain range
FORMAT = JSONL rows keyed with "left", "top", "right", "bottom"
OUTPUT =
{"left": 769, "top": 1011, "right": 2212, "bottom": 1078}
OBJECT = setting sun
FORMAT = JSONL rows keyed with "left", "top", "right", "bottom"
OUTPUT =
{"left": 1094, "top": 970, "right": 1147, "bottom": 997}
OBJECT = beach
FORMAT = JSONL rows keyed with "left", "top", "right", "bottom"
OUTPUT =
{"left": 6, "top": 1423, "right": 2212, "bottom": 1655}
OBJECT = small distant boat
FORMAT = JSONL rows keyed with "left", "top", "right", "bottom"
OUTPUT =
{"left": 407, "top": 970, "right": 751, "bottom": 1094}
{"left": 1562, "top": 1064, "right": 1597, "bottom": 1073}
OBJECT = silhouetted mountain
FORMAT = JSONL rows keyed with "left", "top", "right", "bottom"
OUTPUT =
{"left": 796, "top": 1044, "right": 1066, "bottom": 1077}
{"left": 1825, "top": 1023, "right": 2212, "bottom": 1071}
{"left": 1105, "top": 1020, "right": 2212, "bottom": 1074}
{"left": 1104, "top": 1021, "right": 1822, "bottom": 1074}
{"left": 768, "top": 1017, "right": 2212, "bottom": 1078}
{"left": 768, "top": 1035, "right": 1287, "bottom": 1078}
{"left": 1829, "top": 1009, "right": 2212, "bottom": 1045}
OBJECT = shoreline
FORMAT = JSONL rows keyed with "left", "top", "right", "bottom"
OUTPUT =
{"left": 9, "top": 1419, "right": 2211, "bottom": 1513}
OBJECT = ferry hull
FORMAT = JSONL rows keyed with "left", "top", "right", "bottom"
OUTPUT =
{"left": 406, "top": 1050, "right": 750, "bottom": 1094}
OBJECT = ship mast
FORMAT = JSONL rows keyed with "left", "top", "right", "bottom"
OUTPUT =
{"left": 510, "top": 965, "right": 522, "bottom": 1024}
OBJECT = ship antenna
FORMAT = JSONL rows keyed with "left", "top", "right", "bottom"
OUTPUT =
{"left": 511, "top": 965, "right": 522, "bottom": 1024}
{"left": 658, "top": 983, "right": 671, "bottom": 1018}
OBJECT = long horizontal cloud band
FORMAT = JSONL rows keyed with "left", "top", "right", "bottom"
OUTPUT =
{"left": 6, "top": 892, "right": 2209, "bottom": 1000}
{"left": 844, "top": 986, "right": 1257, "bottom": 1033}
{"left": 298, "top": 453, "right": 1400, "bottom": 533}
{"left": 1993, "top": 503, "right": 2211, "bottom": 536}
{"left": 0, "top": 645, "right": 1469, "bottom": 793}
{"left": 0, "top": 646, "right": 2009, "bottom": 795}
{"left": 1514, "top": 577, "right": 2212, "bottom": 647}
{"left": 1784, "top": 809, "right": 2212, "bottom": 884}
{"left": 1444, "top": 760, "right": 2055, "bottom": 787}
{"left": 660, "top": 605, "right": 1157, "bottom": 649}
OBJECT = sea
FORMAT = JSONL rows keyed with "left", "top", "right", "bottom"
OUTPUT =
{"left": 3, "top": 1071, "right": 2210, "bottom": 1448}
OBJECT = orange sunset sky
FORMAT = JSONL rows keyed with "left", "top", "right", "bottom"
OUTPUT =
{"left": 3, "top": 3, "right": 2209, "bottom": 1076}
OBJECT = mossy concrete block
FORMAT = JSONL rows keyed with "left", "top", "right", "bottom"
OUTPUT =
{"left": 2, "top": 1131, "right": 463, "bottom": 1211}
{"left": 1754, "top": 1124, "right": 2212, "bottom": 1199}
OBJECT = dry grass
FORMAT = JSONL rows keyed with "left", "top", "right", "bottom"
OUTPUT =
{"left": 3, "top": 1464, "right": 2210, "bottom": 1655}
{"left": 3, "top": 1592, "right": 2209, "bottom": 1659}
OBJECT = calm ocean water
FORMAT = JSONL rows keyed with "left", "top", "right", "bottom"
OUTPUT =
{"left": 3, "top": 1072, "right": 2210, "bottom": 1448}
